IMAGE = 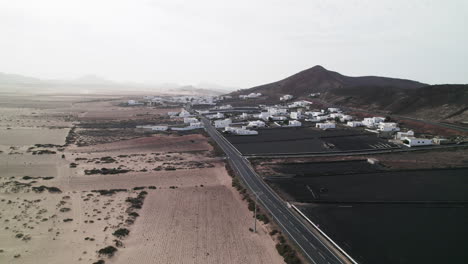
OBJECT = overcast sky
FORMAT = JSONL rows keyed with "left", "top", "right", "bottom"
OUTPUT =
{"left": 1, "top": 0, "right": 467, "bottom": 88}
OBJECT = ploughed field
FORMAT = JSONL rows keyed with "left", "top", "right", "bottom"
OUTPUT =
{"left": 298, "top": 204, "right": 468, "bottom": 264}
{"left": 259, "top": 160, "right": 468, "bottom": 264}
{"left": 268, "top": 166, "right": 468, "bottom": 202}
{"left": 223, "top": 127, "right": 399, "bottom": 155}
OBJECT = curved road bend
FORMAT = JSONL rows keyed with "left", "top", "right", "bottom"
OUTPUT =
{"left": 201, "top": 117, "right": 350, "bottom": 264}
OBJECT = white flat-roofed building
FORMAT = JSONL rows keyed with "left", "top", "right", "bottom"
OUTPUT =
{"left": 207, "top": 112, "right": 225, "bottom": 119}
{"left": 247, "top": 120, "right": 266, "bottom": 128}
{"left": 178, "top": 109, "right": 191, "bottom": 117}
{"left": 340, "top": 115, "right": 353, "bottom": 122}
{"left": 347, "top": 121, "right": 364, "bottom": 127}
{"left": 257, "top": 112, "right": 271, "bottom": 121}
{"left": 402, "top": 137, "right": 433, "bottom": 147}
{"left": 362, "top": 117, "right": 385, "bottom": 128}
{"left": 128, "top": 100, "right": 142, "bottom": 105}
{"left": 330, "top": 113, "right": 343, "bottom": 119}
{"left": 395, "top": 130, "right": 414, "bottom": 140}
{"left": 290, "top": 112, "right": 302, "bottom": 120}
{"left": 268, "top": 107, "right": 288, "bottom": 115}
{"left": 328, "top": 107, "right": 340, "bottom": 113}
{"left": 316, "top": 122, "right": 336, "bottom": 129}
{"left": 168, "top": 111, "right": 179, "bottom": 116}
{"left": 288, "top": 120, "right": 302, "bottom": 127}
{"left": 289, "top": 100, "right": 312, "bottom": 108}
{"left": 280, "top": 94, "right": 294, "bottom": 101}
{"left": 189, "top": 122, "right": 204, "bottom": 128}
{"left": 316, "top": 115, "right": 329, "bottom": 121}
{"left": 225, "top": 126, "right": 258, "bottom": 135}
{"left": 214, "top": 118, "right": 232, "bottom": 128}
{"left": 378, "top": 122, "right": 400, "bottom": 132}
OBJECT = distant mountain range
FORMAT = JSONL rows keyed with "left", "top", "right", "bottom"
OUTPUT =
{"left": 229, "top": 65, "right": 467, "bottom": 122}
{"left": 0, "top": 72, "right": 228, "bottom": 96}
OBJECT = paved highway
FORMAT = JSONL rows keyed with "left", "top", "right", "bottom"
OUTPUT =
{"left": 201, "top": 117, "right": 351, "bottom": 264}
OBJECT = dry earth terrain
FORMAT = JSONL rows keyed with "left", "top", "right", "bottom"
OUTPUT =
{"left": 0, "top": 94, "right": 283, "bottom": 264}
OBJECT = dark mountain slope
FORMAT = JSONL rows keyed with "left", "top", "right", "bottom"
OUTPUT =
{"left": 231, "top": 65, "right": 426, "bottom": 98}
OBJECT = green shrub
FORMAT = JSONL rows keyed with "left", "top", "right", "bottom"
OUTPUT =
{"left": 112, "top": 228, "right": 130, "bottom": 238}
{"left": 98, "top": 246, "right": 117, "bottom": 257}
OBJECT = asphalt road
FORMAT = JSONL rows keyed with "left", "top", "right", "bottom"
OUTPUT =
{"left": 201, "top": 117, "right": 350, "bottom": 264}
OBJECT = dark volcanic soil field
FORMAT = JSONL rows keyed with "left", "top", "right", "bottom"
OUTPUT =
{"left": 298, "top": 204, "right": 468, "bottom": 264}
{"left": 268, "top": 168, "right": 468, "bottom": 202}
{"left": 224, "top": 127, "right": 399, "bottom": 155}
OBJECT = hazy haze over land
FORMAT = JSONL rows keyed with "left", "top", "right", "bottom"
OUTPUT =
{"left": 1, "top": 0, "right": 467, "bottom": 88}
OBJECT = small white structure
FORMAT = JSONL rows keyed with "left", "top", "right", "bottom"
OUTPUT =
{"left": 402, "top": 137, "right": 433, "bottom": 147}
{"left": 183, "top": 117, "right": 198, "bottom": 124}
{"left": 316, "top": 122, "right": 336, "bottom": 129}
{"left": 136, "top": 125, "right": 168, "bottom": 131}
{"left": 347, "top": 121, "right": 364, "bottom": 127}
{"left": 395, "top": 130, "right": 415, "bottom": 140}
{"left": 168, "top": 111, "right": 179, "bottom": 117}
{"left": 268, "top": 107, "right": 288, "bottom": 115}
{"left": 280, "top": 94, "right": 294, "bottom": 101}
{"left": 328, "top": 107, "right": 340, "bottom": 113}
{"left": 247, "top": 120, "right": 266, "bottom": 128}
{"left": 290, "top": 112, "right": 302, "bottom": 120}
{"left": 378, "top": 122, "right": 400, "bottom": 132}
{"left": 288, "top": 120, "right": 302, "bottom": 127}
{"left": 214, "top": 118, "right": 232, "bottom": 128}
{"left": 128, "top": 100, "right": 142, "bottom": 105}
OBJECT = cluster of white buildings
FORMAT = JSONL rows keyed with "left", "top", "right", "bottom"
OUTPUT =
{"left": 239, "top": 93, "right": 262, "bottom": 99}
{"left": 140, "top": 95, "right": 219, "bottom": 106}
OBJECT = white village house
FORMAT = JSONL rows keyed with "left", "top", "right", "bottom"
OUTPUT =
{"left": 395, "top": 130, "right": 415, "bottom": 140}
{"left": 247, "top": 120, "right": 266, "bottom": 128}
{"left": 288, "top": 120, "right": 302, "bottom": 127}
{"left": 316, "top": 122, "right": 336, "bottom": 129}
{"left": 402, "top": 137, "right": 433, "bottom": 147}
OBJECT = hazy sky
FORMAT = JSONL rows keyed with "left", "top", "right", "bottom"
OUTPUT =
{"left": 1, "top": 0, "right": 467, "bottom": 88}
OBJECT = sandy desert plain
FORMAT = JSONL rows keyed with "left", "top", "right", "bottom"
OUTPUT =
{"left": 0, "top": 93, "right": 284, "bottom": 264}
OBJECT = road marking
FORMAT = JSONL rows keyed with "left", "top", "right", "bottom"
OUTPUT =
{"left": 318, "top": 252, "right": 325, "bottom": 260}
